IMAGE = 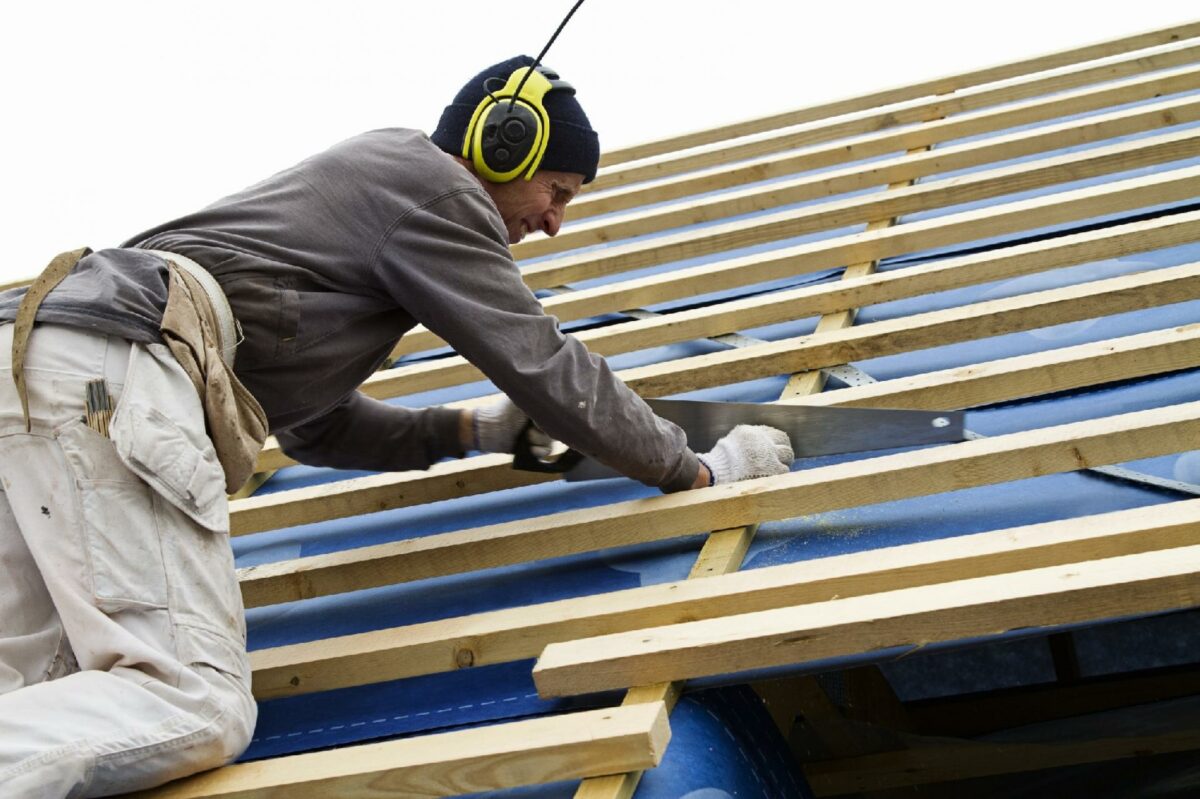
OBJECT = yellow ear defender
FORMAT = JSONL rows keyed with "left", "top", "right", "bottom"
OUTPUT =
{"left": 462, "top": 66, "right": 567, "bottom": 183}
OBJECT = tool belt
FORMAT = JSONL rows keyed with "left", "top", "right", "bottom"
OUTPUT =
{"left": 11, "top": 248, "right": 268, "bottom": 493}
{"left": 147, "top": 249, "right": 241, "bottom": 367}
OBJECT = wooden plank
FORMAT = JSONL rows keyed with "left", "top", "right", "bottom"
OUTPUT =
{"left": 389, "top": 163, "right": 1200, "bottom": 359}
{"left": 588, "top": 38, "right": 1200, "bottom": 191}
{"left": 238, "top": 398, "right": 1200, "bottom": 632}
{"left": 244, "top": 449, "right": 531, "bottom": 523}
{"left": 572, "top": 529, "right": 742, "bottom": 799}
{"left": 236, "top": 320, "right": 1200, "bottom": 537}
{"left": 0, "top": 277, "right": 32, "bottom": 293}
{"left": 783, "top": 215, "right": 896, "bottom": 398}
{"left": 531, "top": 543, "right": 1200, "bottom": 698}
{"left": 775, "top": 164, "right": 921, "bottom": 757}
{"left": 569, "top": 65, "right": 1200, "bottom": 223}
{"left": 132, "top": 702, "right": 670, "bottom": 799}
{"left": 522, "top": 128, "right": 1200, "bottom": 293}
{"left": 783, "top": 256, "right": 876, "bottom": 398}
{"left": 573, "top": 687, "right": 680, "bottom": 799}
{"left": 598, "top": 21, "right": 1200, "bottom": 166}
{"left": 596, "top": 261, "right": 1200, "bottom": 400}
{"left": 246, "top": 498, "right": 1200, "bottom": 700}
{"left": 805, "top": 728, "right": 1200, "bottom": 795}
{"left": 573, "top": 170, "right": 925, "bottom": 795}
{"left": 576, "top": 162, "right": 926, "bottom": 799}
{"left": 793, "top": 322, "right": 1200, "bottom": 411}
{"left": 523, "top": 89, "right": 1200, "bottom": 256}
{"left": 373, "top": 210, "right": 1200, "bottom": 399}
{"left": 686, "top": 526, "right": 756, "bottom": 579}
{"left": 229, "top": 471, "right": 273, "bottom": 501}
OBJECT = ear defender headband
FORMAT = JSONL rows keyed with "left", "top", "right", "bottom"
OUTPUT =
{"left": 462, "top": 65, "right": 575, "bottom": 183}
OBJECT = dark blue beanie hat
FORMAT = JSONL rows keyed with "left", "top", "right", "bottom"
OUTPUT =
{"left": 431, "top": 55, "right": 600, "bottom": 183}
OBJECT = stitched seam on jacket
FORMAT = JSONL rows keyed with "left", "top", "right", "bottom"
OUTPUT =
{"left": 368, "top": 186, "right": 502, "bottom": 277}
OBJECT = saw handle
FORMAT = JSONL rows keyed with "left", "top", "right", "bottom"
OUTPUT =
{"left": 510, "top": 420, "right": 586, "bottom": 474}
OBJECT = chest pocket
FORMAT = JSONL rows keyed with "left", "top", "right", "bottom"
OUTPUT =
{"left": 274, "top": 279, "right": 300, "bottom": 359}
{"left": 221, "top": 277, "right": 300, "bottom": 366}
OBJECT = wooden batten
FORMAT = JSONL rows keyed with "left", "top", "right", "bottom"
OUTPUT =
{"left": 245, "top": 450, "right": 1200, "bottom": 701}
{"left": 244, "top": 253, "right": 1200, "bottom": 501}
{"left": 373, "top": 212, "right": 1200, "bottom": 399}
{"left": 598, "top": 21, "right": 1200, "bottom": 166}
{"left": 235, "top": 319, "right": 1200, "bottom": 537}
{"left": 568, "top": 64, "right": 1200, "bottom": 224}
{"left": 601, "top": 261, "right": 1200, "bottom": 398}
{"left": 186, "top": 22, "right": 1200, "bottom": 798}
{"left": 133, "top": 702, "right": 670, "bottom": 799}
{"left": 588, "top": 38, "right": 1200, "bottom": 191}
{"left": 511, "top": 128, "right": 1200, "bottom": 293}
{"left": 388, "top": 163, "right": 1200, "bottom": 359}
{"left": 523, "top": 86, "right": 1200, "bottom": 255}
{"left": 242, "top": 400, "right": 1200, "bottom": 684}
{"left": 531, "top": 544, "right": 1200, "bottom": 698}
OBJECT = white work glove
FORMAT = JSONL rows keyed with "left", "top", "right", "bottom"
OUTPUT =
{"left": 697, "top": 425, "right": 794, "bottom": 485}
{"left": 472, "top": 397, "right": 553, "bottom": 456}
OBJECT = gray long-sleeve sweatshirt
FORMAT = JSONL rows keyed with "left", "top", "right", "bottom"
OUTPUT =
{"left": 0, "top": 129, "right": 699, "bottom": 492}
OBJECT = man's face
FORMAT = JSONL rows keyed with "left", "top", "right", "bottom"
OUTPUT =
{"left": 485, "top": 169, "right": 584, "bottom": 245}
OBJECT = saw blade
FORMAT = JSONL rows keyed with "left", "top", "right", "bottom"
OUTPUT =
{"left": 563, "top": 400, "right": 964, "bottom": 481}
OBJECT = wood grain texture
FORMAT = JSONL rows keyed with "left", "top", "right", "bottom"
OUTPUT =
{"left": 783, "top": 215, "right": 900, "bottom": 398}
{"left": 235, "top": 319, "right": 1200, "bottom": 538}
{"left": 573, "top": 676, "right": 684, "bottom": 799}
{"left": 244, "top": 399, "right": 1200, "bottom": 696}
{"left": 577, "top": 261, "right": 1200, "bottom": 401}
{"left": 132, "top": 703, "right": 670, "bottom": 799}
{"left": 523, "top": 89, "right": 1200, "bottom": 256}
{"left": 522, "top": 128, "right": 1200, "bottom": 293}
{"left": 388, "top": 163, "right": 1200, "bottom": 358}
{"left": 772, "top": 167, "right": 917, "bottom": 754}
{"left": 247, "top": 497, "right": 1200, "bottom": 700}
{"left": 532, "top": 544, "right": 1200, "bottom": 697}
{"left": 374, "top": 210, "right": 1200, "bottom": 399}
{"left": 575, "top": 167, "right": 922, "bottom": 798}
{"left": 569, "top": 65, "right": 1200, "bottom": 223}
{"left": 793, "top": 322, "right": 1200, "bottom": 411}
{"left": 588, "top": 38, "right": 1200, "bottom": 191}
{"left": 234, "top": 454, "right": 551, "bottom": 535}
{"left": 597, "top": 21, "right": 1200, "bottom": 166}
{"left": 381, "top": 211, "right": 1200, "bottom": 398}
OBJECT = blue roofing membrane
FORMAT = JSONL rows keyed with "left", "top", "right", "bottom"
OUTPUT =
{"left": 232, "top": 73, "right": 1200, "bottom": 795}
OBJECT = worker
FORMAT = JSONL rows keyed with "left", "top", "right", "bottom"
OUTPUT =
{"left": 0, "top": 55, "right": 793, "bottom": 796}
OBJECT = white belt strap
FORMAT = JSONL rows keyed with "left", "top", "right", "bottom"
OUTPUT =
{"left": 148, "top": 250, "right": 241, "bottom": 366}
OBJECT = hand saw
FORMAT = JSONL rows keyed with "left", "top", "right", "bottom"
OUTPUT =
{"left": 512, "top": 399, "right": 965, "bottom": 481}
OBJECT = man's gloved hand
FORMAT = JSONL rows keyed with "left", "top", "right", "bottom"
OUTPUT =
{"left": 472, "top": 397, "right": 553, "bottom": 456}
{"left": 697, "top": 425, "right": 794, "bottom": 485}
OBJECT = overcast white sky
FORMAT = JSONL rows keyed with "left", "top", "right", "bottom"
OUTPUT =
{"left": 1, "top": 1, "right": 1196, "bottom": 284}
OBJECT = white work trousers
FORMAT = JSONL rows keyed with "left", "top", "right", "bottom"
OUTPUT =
{"left": 0, "top": 324, "right": 256, "bottom": 798}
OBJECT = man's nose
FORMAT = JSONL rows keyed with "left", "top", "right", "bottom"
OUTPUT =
{"left": 541, "top": 209, "right": 562, "bottom": 237}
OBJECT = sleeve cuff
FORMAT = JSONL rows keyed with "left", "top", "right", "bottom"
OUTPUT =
{"left": 660, "top": 448, "right": 701, "bottom": 494}
{"left": 429, "top": 405, "right": 468, "bottom": 460}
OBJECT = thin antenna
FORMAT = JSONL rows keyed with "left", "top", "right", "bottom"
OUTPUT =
{"left": 508, "top": 0, "right": 587, "bottom": 112}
